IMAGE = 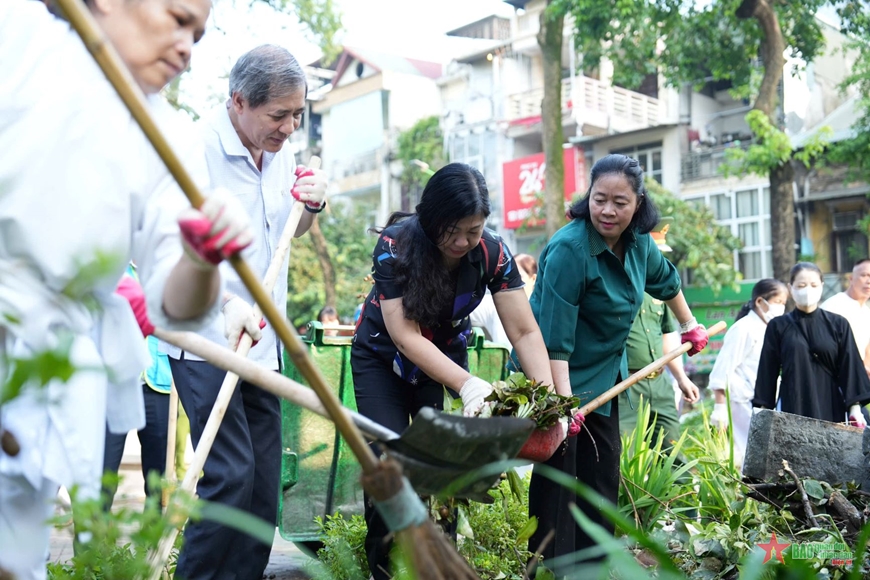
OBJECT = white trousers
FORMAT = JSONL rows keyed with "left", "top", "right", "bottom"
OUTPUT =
{"left": 0, "top": 473, "right": 59, "bottom": 580}
{"left": 730, "top": 400, "right": 752, "bottom": 470}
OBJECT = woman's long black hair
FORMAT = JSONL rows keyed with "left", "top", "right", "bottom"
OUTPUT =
{"left": 377, "top": 163, "right": 491, "bottom": 327}
{"left": 735, "top": 278, "right": 788, "bottom": 321}
{"left": 566, "top": 153, "right": 660, "bottom": 234}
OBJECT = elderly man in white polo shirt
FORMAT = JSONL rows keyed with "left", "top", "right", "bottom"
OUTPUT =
{"left": 822, "top": 259, "right": 870, "bottom": 378}
{"left": 162, "top": 45, "right": 327, "bottom": 580}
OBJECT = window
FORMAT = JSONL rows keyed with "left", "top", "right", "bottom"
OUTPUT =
{"left": 611, "top": 142, "right": 663, "bottom": 183}
{"left": 450, "top": 129, "right": 500, "bottom": 186}
{"left": 685, "top": 186, "right": 772, "bottom": 281}
{"left": 831, "top": 211, "right": 869, "bottom": 273}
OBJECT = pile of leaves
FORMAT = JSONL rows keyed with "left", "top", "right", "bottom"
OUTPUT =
{"left": 481, "top": 372, "right": 578, "bottom": 430}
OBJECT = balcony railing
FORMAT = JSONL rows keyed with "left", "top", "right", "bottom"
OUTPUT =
{"left": 681, "top": 142, "right": 751, "bottom": 182}
{"left": 505, "top": 79, "right": 572, "bottom": 121}
{"left": 571, "top": 76, "right": 660, "bottom": 131}
{"left": 505, "top": 77, "right": 662, "bottom": 133}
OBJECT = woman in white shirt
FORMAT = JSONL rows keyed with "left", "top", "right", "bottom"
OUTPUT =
{"left": 708, "top": 278, "right": 788, "bottom": 467}
{"left": 0, "top": 2, "right": 253, "bottom": 578}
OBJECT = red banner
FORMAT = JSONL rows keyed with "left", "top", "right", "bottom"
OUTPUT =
{"left": 502, "top": 147, "right": 586, "bottom": 229}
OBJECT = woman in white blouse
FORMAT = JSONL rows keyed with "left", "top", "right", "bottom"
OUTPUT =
{"left": 0, "top": 1, "right": 254, "bottom": 578}
{"left": 708, "top": 279, "right": 788, "bottom": 467}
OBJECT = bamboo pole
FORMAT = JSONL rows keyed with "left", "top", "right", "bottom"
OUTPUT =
{"left": 161, "top": 381, "right": 178, "bottom": 508}
{"left": 579, "top": 320, "right": 727, "bottom": 416}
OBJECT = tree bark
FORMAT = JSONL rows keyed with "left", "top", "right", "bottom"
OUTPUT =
{"left": 308, "top": 219, "right": 337, "bottom": 307}
{"left": 737, "top": 0, "right": 793, "bottom": 281}
{"left": 769, "top": 161, "right": 795, "bottom": 282}
{"left": 538, "top": 1, "right": 565, "bottom": 241}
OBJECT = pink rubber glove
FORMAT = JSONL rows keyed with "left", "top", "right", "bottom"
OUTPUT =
{"left": 178, "top": 188, "right": 254, "bottom": 268}
{"left": 291, "top": 165, "right": 328, "bottom": 211}
{"left": 848, "top": 405, "right": 867, "bottom": 428}
{"left": 567, "top": 411, "right": 585, "bottom": 437}
{"left": 115, "top": 275, "right": 154, "bottom": 337}
{"left": 681, "top": 325, "right": 709, "bottom": 357}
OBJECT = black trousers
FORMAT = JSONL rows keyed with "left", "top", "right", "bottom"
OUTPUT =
{"left": 351, "top": 351, "right": 449, "bottom": 580}
{"left": 103, "top": 384, "right": 170, "bottom": 508}
{"left": 169, "top": 355, "right": 282, "bottom": 580}
{"left": 528, "top": 398, "right": 620, "bottom": 577}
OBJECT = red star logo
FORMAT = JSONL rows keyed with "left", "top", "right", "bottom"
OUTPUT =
{"left": 757, "top": 532, "right": 790, "bottom": 564}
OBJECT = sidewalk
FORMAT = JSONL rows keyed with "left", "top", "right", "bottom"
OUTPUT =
{"left": 49, "top": 435, "right": 312, "bottom": 579}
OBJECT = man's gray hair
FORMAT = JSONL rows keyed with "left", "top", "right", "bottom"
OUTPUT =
{"left": 229, "top": 45, "right": 306, "bottom": 109}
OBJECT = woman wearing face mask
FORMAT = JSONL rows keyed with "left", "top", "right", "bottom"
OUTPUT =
{"left": 351, "top": 163, "right": 554, "bottom": 580}
{"left": 708, "top": 279, "right": 788, "bottom": 467}
{"left": 753, "top": 263, "right": 870, "bottom": 426}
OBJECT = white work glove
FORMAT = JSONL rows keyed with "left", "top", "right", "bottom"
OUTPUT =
{"left": 178, "top": 187, "right": 254, "bottom": 269}
{"left": 710, "top": 403, "right": 728, "bottom": 429}
{"left": 222, "top": 295, "right": 264, "bottom": 350}
{"left": 459, "top": 376, "right": 493, "bottom": 417}
{"left": 848, "top": 405, "right": 867, "bottom": 429}
{"left": 291, "top": 165, "right": 328, "bottom": 212}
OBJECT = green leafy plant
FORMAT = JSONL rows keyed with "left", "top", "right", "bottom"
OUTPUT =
{"left": 456, "top": 474, "right": 537, "bottom": 579}
{"left": 618, "top": 400, "right": 698, "bottom": 535}
{"left": 44, "top": 471, "right": 275, "bottom": 580}
{"left": 470, "top": 373, "right": 579, "bottom": 430}
{"left": 311, "top": 513, "right": 369, "bottom": 580}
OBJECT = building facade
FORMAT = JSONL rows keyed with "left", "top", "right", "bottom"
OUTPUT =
{"left": 438, "top": 2, "right": 866, "bottom": 283}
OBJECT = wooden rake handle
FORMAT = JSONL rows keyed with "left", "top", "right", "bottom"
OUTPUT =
{"left": 54, "top": 0, "right": 379, "bottom": 475}
{"left": 579, "top": 320, "right": 727, "bottom": 416}
{"left": 178, "top": 195, "right": 308, "bottom": 495}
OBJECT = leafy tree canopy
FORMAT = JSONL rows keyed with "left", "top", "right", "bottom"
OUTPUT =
{"left": 256, "top": 0, "right": 343, "bottom": 65}
{"left": 286, "top": 201, "right": 377, "bottom": 329}
{"left": 557, "top": 0, "right": 829, "bottom": 95}
{"left": 395, "top": 116, "right": 445, "bottom": 192}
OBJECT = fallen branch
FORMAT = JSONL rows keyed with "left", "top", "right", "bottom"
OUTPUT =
{"left": 781, "top": 460, "right": 819, "bottom": 528}
{"left": 828, "top": 491, "right": 864, "bottom": 533}
{"left": 745, "top": 481, "right": 797, "bottom": 492}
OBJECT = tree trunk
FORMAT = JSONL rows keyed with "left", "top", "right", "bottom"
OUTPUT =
{"left": 737, "top": 0, "right": 793, "bottom": 281}
{"left": 308, "top": 219, "right": 337, "bottom": 307}
{"left": 769, "top": 161, "right": 795, "bottom": 281}
{"left": 537, "top": 2, "right": 565, "bottom": 241}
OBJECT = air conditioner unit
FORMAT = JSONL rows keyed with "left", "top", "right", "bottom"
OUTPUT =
{"left": 832, "top": 211, "right": 860, "bottom": 232}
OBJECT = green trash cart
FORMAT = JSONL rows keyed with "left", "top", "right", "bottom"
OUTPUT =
{"left": 278, "top": 324, "right": 511, "bottom": 544}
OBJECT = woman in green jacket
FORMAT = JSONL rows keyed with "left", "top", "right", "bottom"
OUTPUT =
{"left": 526, "top": 154, "right": 708, "bottom": 572}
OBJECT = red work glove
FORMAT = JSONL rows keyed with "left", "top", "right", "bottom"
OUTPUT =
{"left": 178, "top": 188, "right": 254, "bottom": 268}
{"left": 115, "top": 275, "right": 154, "bottom": 337}
{"left": 680, "top": 319, "right": 709, "bottom": 356}
{"left": 848, "top": 405, "right": 867, "bottom": 428}
{"left": 291, "top": 165, "right": 328, "bottom": 212}
{"left": 567, "top": 411, "right": 585, "bottom": 437}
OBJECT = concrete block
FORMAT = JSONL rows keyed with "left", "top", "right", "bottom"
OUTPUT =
{"left": 743, "top": 410, "right": 865, "bottom": 485}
